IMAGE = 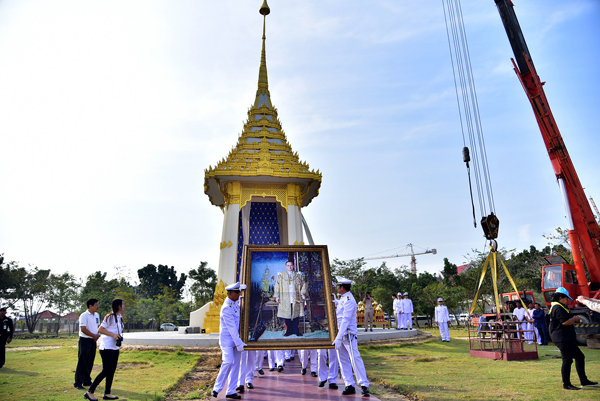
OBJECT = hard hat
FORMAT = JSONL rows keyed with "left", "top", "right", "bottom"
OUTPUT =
{"left": 555, "top": 287, "right": 572, "bottom": 301}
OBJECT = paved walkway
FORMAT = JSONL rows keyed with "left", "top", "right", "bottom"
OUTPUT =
{"left": 215, "top": 354, "right": 379, "bottom": 401}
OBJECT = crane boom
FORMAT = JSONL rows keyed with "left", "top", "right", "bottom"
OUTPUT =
{"left": 347, "top": 244, "right": 437, "bottom": 275}
{"left": 495, "top": 0, "right": 600, "bottom": 290}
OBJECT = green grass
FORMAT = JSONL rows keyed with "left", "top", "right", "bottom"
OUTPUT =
{"left": 361, "top": 337, "right": 600, "bottom": 401}
{"left": 8, "top": 334, "right": 80, "bottom": 348}
{"left": 0, "top": 346, "right": 200, "bottom": 400}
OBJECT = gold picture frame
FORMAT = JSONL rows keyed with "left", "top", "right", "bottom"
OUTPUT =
{"left": 240, "top": 245, "right": 337, "bottom": 350}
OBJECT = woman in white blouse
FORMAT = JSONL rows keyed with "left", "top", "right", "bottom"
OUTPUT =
{"left": 85, "top": 298, "right": 124, "bottom": 401}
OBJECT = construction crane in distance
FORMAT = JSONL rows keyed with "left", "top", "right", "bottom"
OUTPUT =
{"left": 348, "top": 244, "right": 437, "bottom": 275}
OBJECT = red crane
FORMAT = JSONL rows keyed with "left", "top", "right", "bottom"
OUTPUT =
{"left": 494, "top": 0, "right": 600, "bottom": 338}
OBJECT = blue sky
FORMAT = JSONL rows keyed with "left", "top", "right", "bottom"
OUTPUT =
{"left": 1, "top": 0, "right": 599, "bottom": 285}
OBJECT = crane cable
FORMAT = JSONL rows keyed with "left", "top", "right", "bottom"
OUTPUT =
{"left": 442, "top": 0, "right": 497, "bottom": 227}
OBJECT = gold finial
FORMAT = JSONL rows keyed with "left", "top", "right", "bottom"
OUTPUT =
{"left": 259, "top": 0, "right": 270, "bottom": 16}
{"left": 257, "top": 0, "right": 269, "bottom": 90}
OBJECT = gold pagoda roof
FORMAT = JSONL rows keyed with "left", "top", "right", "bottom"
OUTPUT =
{"left": 204, "top": 1, "right": 322, "bottom": 209}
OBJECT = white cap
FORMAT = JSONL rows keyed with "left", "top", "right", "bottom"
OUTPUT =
{"left": 397, "top": 292, "right": 402, "bottom": 296}
{"left": 437, "top": 297, "right": 443, "bottom": 302}
{"left": 336, "top": 276, "right": 352, "bottom": 285}
{"left": 225, "top": 282, "right": 247, "bottom": 292}
{"left": 403, "top": 292, "right": 408, "bottom": 296}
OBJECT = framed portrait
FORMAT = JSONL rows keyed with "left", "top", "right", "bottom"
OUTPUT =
{"left": 239, "top": 245, "right": 337, "bottom": 350}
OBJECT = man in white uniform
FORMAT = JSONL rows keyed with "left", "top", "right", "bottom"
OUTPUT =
{"left": 512, "top": 301, "right": 527, "bottom": 340}
{"left": 392, "top": 295, "right": 400, "bottom": 330}
{"left": 525, "top": 303, "right": 535, "bottom": 344}
{"left": 318, "top": 283, "right": 340, "bottom": 390}
{"left": 212, "top": 282, "right": 246, "bottom": 400}
{"left": 401, "top": 292, "right": 413, "bottom": 330}
{"left": 435, "top": 298, "right": 450, "bottom": 342}
{"left": 333, "top": 277, "right": 370, "bottom": 397}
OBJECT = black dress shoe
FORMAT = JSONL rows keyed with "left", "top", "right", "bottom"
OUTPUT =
{"left": 226, "top": 394, "right": 242, "bottom": 399}
{"left": 361, "top": 386, "right": 370, "bottom": 397}
{"left": 329, "top": 383, "right": 338, "bottom": 390}
{"left": 581, "top": 380, "right": 598, "bottom": 387}
{"left": 290, "top": 356, "right": 295, "bottom": 360}
{"left": 212, "top": 390, "right": 219, "bottom": 398}
{"left": 563, "top": 385, "right": 580, "bottom": 390}
{"left": 258, "top": 369, "right": 265, "bottom": 375}
{"left": 311, "top": 371, "right": 318, "bottom": 377}
{"left": 301, "top": 368, "right": 307, "bottom": 375}
{"left": 285, "top": 358, "right": 291, "bottom": 362}
{"left": 370, "top": 329, "right": 373, "bottom": 332}
{"left": 269, "top": 368, "right": 275, "bottom": 371}
{"left": 236, "top": 385, "right": 244, "bottom": 393}
{"left": 246, "top": 382, "right": 254, "bottom": 389}
{"left": 318, "top": 381, "right": 326, "bottom": 387}
{"left": 342, "top": 385, "right": 356, "bottom": 395}
{"left": 295, "top": 333, "right": 303, "bottom": 336}
{"left": 74, "top": 384, "right": 86, "bottom": 390}
{"left": 283, "top": 333, "right": 292, "bottom": 337}
{"left": 103, "top": 396, "right": 119, "bottom": 400}
{"left": 83, "top": 382, "right": 93, "bottom": 387}
{"left": 277, "top": 365, "right": 284, "bottom": 372}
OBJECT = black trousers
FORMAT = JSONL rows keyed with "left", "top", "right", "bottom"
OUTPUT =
{"left": 556, "top": 341, "right": 588, "bottom": 386}
{"left": 89, "top": 349, "right": 120, "bottom": 394}
{"left": 74, "top": 337, "right": 97, "bottom": 385}
{"left": 284, "top": 318, "right": 300, "bottom": 335}
{"left": 0, "top": 336, "right": 7, "bottom": 368}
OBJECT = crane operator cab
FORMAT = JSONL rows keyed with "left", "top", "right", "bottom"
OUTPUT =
{"left": 542, "top": 255, "right": 581, "bottom": 307}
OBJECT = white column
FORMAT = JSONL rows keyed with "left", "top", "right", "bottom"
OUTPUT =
{"left": 287, "top": 205, "right": 304, "bottom": 245}
{"left": 218, "top": 203, "right": 240, "bottom": 286}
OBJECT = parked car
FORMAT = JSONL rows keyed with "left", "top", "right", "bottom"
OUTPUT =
{"left": 160, "top": 323, "right": 178, "bottom": 331}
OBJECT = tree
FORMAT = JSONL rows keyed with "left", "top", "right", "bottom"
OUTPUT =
{"left": 137, "top": 264, "right": 187, "bottom": 300}
{"left": 80, "top": 271, "right": 132, "bottom": 317}
{"left": 47, "top": 273, "right": 80, "bottom": 335}
{"left": 9, "top": 264, "right": 51, "bottom": 333}
{"left": 157, "top": 287, "right": 179, "bottom": 326}
{"left": 188, "top": 262, "right": 217, "bottom": 307}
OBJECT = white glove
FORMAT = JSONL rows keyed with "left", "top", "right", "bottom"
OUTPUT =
{"left": 333, "top": 339, "right": 342, "bottom": 350}
{"left": 236, "top": 343, "right": 246, "bottom": 352}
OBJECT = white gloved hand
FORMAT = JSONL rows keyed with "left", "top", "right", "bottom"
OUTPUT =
{"left": 333, "top": 339, "right": 342, "bottom": 350}
{"left": 236, "top": 343, "right": 246, "bottom": 352}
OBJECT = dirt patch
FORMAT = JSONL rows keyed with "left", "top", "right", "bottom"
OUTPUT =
{"left": 360, "top": 331, "right": 433, "bottom": 346}
{"left": 164, "top": 349, "right": 222, "bottom": 401}
{"left": 386, "top": 355, "right": 415, "bottom": 360}
{"left": 119, "top": 344, "right": 217, "bottom": 354}
{"left": 6, "top": 346, "right": 62, "bottom": 352}
{"left": 92, "top": 362, "right": 153, "bottom": 371}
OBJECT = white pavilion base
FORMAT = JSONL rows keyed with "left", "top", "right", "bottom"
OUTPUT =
{"left": 122, "top": 328, "right": 420, "bottom": 347}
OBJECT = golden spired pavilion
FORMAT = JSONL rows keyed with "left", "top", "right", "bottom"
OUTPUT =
{"left": 190, "top": 1, "right": 322, "bottom": 333}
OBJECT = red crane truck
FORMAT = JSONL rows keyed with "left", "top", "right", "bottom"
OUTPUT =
{"left": 494, "top": 0, "right": 600, "bottom": 344}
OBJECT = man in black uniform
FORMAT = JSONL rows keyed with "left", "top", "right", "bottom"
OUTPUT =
{"left": 0, "top": 307, "right": 14, "bottom": 368}
{"left": 549, "top": 287, "right": 598, "bottom": 390}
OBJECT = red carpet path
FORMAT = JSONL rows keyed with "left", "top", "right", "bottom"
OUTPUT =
{"left": 215, "top": 355, "right": 380, "bottom": 400}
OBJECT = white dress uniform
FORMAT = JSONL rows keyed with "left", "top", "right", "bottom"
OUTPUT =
{"left": 435, "top": 299, "right": 450, "bottom": 342}
{"left": 318, "top": 348, "right": 339, "bottom": 385}
{"left": 212, "top": 284, "right": 246, "bottom": 397}
{"left": 512, "top": 306, "right": 527, "bottom": 340}
{"left": 237, "top": 350, "right": 258, "bottom": 387}
{"left": 525, "top": 307, "right": 535, "bottom": 344}
{"left": 334, "top": 284, "right": 370, "bottom": 390}
{"left": 393, "top": 297, "right": 401, "bottom": 329}
{"left": 401, "top": 294, "right": 414, "bottom": 330}
{"left": 300, "top": 349, "right": 317, "bottom": 373}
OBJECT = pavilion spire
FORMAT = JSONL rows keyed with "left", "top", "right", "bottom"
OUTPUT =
{"left": 255, "top": 0, "right": 271, "bottom": 105}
